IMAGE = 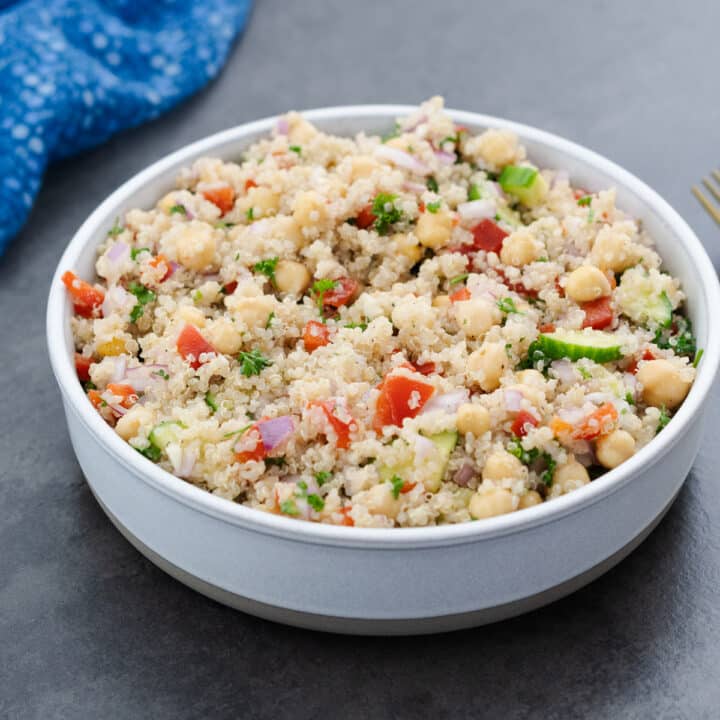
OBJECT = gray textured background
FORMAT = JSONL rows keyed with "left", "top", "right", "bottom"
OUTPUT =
{"left": 2, "top": 1, "right": 720, "bottom": 718}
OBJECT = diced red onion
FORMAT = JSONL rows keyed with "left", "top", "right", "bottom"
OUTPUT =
{"left": 457, "top": 199, "right": 496, "bottom": 222}
{"left": 413, "top": 435, "right": 436, "bottom": 462}
{"left": 485, "top": 182, "right": 507, "bottom": 201}
{"left": 434, "top": 149, "right": 456, "bottom": 165}
{"left": 258, "top": 416, "right": 294, "bottom": 451}
{"left": 402, "top": 181, "right": 427, "bottom": 194}
{"left": 124, "top": 364, "right": 169, "bottom": 392}
{"left": 168, "top": 261, "right": 180, "bottom": 276}
{"left": 453, "top": 463, "right": 476, "bottom": 487}
{"left": 421, "top": 389, "right": 469, "bottom": 415}
{"left": 276, "top": 117, "right": 289, "bottom": 135}
{"left": 504, "top": 388, "right": 523, "bottom": 412}
{"left": 374, "top": 145, "right": 430, "bottom": 175}
{"left": 107, "top": 403, "right": 127, "bottom": 416}
{"left": 177, "top": 446, "right": 198, "bottom": 478}
{"left": 550, "top": 360, "right": 577, "bottom": 384}
{"left": 111, "top": 355, "right": 127, "bottom": 383}
{"left": 106, "top": 241, "right": 129, "bottom": 263}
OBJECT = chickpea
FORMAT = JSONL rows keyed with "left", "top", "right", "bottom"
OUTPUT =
{"left": 516, "top": 369, "right": 545, "bottom": 388}
{"left": 590, "top": 226, "right": 638, "bottom": 272}
{"left": 362, "top": 482, "right": 401, "bottom": 519}
{"left": 500, "top": 228, "right": 543, "bottom": 266}
{"left": 176, "top": 305, "right": 206, "bottom": 328}
{"left": 292, "top": 190, "right": 329, "bottom": 231}
{"left": 565, "top": 265, "right": 611, "bottom": 303}
{"left": 469, "top": 488, "right": 515, "bottom": 520}
{"left": 482, "top": 450, "right": 524, "bottom": 482}
{"left": 636, "top": 359, "right": 692, "bottom": 409}
{"left": 206, "top": 318, "right": 242, "bottom": 355}
{"left": 241, "top": 186, "right": 280, "bottom": 219}
{"left": 175, "top": 223, "right": 217, "bottom": 272}
{"left": 115, "top": 406, "right": 153, "bottom": 441}
{"left": 286, "top": 113, "right": 318, "bottom": 144}
{"left": 518, "top": 490, "right": 543, "bottom": 509}
{"left": 394, "top": 233, "right": 424, "bottom": 264}
{"left": 468, "top": 342, "right": 509, "bottom": 392}
{"left": 456, "top": 404, "right": 491, "bottom": 437}
{"left": 432, "top": 294, "right": 451, "bottom": 309}
{"left": 469, "top": 129, "right": 523, "bottom": 169}
{"left": 552, "top": 458, "right": 590, "bottom": 493}
{"left": 350, "top": 156, "right": 379, "bottom": 181}
{"left": 274, "top": 260, "right": 311, "bottom": 295}
{"left": 228, "top": 295, "right": 277, "bottom": 330}
{"left": 596, "top": 430, "right": 636, "bottom": 469}
{"left": 415, "top": 210, "right": 454, "bottom": 249}
{"left": 454, "top": 298, "right": 501, "bottom": 338}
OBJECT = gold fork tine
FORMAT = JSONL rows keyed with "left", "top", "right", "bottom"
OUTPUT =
{"left": 692, "top": 184, "right": 720, "bottom": 226}
{"left": 713, "top": 169, "right": 720, "bottom": 185}
{"left": 702, "top": 177, "right": 720, "bottom": 204}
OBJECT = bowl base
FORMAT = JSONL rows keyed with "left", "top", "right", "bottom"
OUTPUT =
{"left": 94, "top": 490, "right": 676, "bottom": 636}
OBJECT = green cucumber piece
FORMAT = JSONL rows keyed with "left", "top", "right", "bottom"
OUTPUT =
{"left": 148, "top": 420, "right": 185, "bottom": 450}
{"left": 499, "top": 165, "right": 548, "bottom": 207}
{"left": 537, "top": 330, "right": 623, "bottom": 362}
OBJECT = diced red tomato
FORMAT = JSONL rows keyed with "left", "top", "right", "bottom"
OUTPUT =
{"left": 581, "top": 297, "right": 614, "bottom": 330}
{"left": 309, "top": 400, "right": 357, "bottom": 449}
{"left": 539, "top": 323, "right": 556, "bottom": 334}
{"left": 149, "top": 253, "right": 172, "bottom": 282}
{"left": 449, "top": 286, "right": 471, "bottom": 303}
{"left": 322, "top": 277, "right": 359, "bottom": 308}
{"left": 202, "top": 185, "right": 235, "bottom": 214}
{"left": 244, "top": 179, "right": 258, "bottom": 191}
{"left": 372, "top": 371, "right": 435, "bottom": 433}
{"left": 465, "top": 219, "right": 508, "bottom": 254}
{"left": 355, "top": 204, "right": 376, "bottom": 229}
{"left": 61, "top": 271, "right": 105, "bottom": 318}
{"left": 495, "top": 268, "right": 539, "bottom": 299}
{"left": 573, "top": 188, "right": 588, "bottom": 200}
{"left": 75, "top": 354, "right": 93, "bottom": 382}
{"left": 235, "top": 427, "right": 266, "bottom": 463}
{"left": 400, "top": 481, "right": 417, "bottom": 494}
{"left": 418, "top": 201, "right": 426, "bottom": 213}
{"left": 338, "top": 506, "right": 354, "bottom": 526}
{"left": 176, "top": 324, "right": 216, "bottom": 370}
{"left": 555, "top": 279, "right": 565, "bottom": 297}
{"left": 413, "top": 361, "right": 436, "bottom": 376}
{"left": 511, "top": 410, "right": 539, "bottom": 437}
{"left": 573, "top": 403, "right": 618, "bottom": 440}
{"left": 303, "top": 320, "right": 331, "bottom": 352}
{"left": 627, "top": 349, "right": 656, "bottom": 375}
{"left": 221, "top": 280, "right": 238, "bottom": 295}
{"left": 106, "top": 383, "right": 138, "bottom": 409}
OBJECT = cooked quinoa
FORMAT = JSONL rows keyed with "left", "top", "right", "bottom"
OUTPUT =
{"left": 63, "top": 97, "right": 700, "bottom": 528}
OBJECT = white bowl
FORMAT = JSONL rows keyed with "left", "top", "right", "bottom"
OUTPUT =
{"left": 47, "top": 106, "right": 720, "bottom": 634}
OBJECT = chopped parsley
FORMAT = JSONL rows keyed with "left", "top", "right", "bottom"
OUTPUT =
{"left": 694, "top": 348, "right": 704, "bottom": 368}
{"left": 192, "top": 290, "right": 203, "bottom": 303}
{"left": 288, "top": 145, "right": 302, "bottom": 155}
{"left": 214, "top": 221, "right": 235, "bottom": 229}
{"left": 625, "top": 392, "right": 635, "bottom": 406}
{"left": 237, "top": 349, "right": 272, "bottom": 377}
{"left": 657, "top": 406, "right": 671, "bottom": 433}
{"left": 223, "top": 423, "right": 253, "bottom": 439}
{"left": 426, "top": 176, "right": 439, "bottom": 193}
{"left": 204, "top": 391, "right": 219, "bottom": 413}
{"left": 577, "top": 195, "right": 592, "bottom": 207}
{"left": 265, "top": 311, "right": 275, "bottom": 329}
{"left": 518, "top": 341, "right": 550, "bottom": 374}
{"left": 497, "top": 297, "right": 521, "bottom": 314}
{"left": 577, "top": 366, "right": 592, "bottom": 380}
{"left": 81, "top": 380, "right": 96, "bottom": 392}
{"left": 507, "top": 439, "right": 556, "bottom": 486}
{"left": 344, "top": 322, "right": 367, "bottom": 330}
{"left": 653, "top": 315, "right": 696, "bottom": 358}
{"left": 371, "top": 192, "right": 403, "bottom": 235}
{"left": 137, "top": 443, "right": 162, "bottom": 462}
{"left": 311, "top": 278, "right": 338, "bottom": 313}
{"left": 306, "top": 494, "right": 325, "bottom": 511}
{"left": 314, "top": 471, "right": 331, "bottom": 486}
{"left": 265, "top": 456, "right": 286, "bottom": 467}
{"left": 390, "top": 474, "right": 404, "bottom": 499}
{"left": 246, "top": 207, "right": 255, "bottom": 221}
{"left": 169, "top": 204, "right": 186, "bottom": 216}
{"left": 280, "top": 499, "right": 299, "bottom": 516}
{"left": 449, "top": 273, "right": 469, "bottom": 286}
{"left": 467, "top": 183, "right": 481, "bottom": 201}
{"left": 153, "top": 369, "right": 170, "bottom": 380}
{"left": 254, "top": 256, "right": 279, "bottom": 286}
{"left": 107, "top": 217, "right": 124, "bottom": 236}
{"left": 426, "top": 200, "right": 442, "bottom": 213}
{"left": 587, "top": 209, "right": 595, "bottom": 223}
{"left": 128, "top": 282, "right": 156, "bottom": 323}
{"left": 130, "top": 247, "right": 150, "bottom": 261}
{"left": 659, "top": 291, "right": 673, "bottom": 328}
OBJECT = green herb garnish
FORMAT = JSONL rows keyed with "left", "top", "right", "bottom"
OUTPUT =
{"left": 128, "top": 282, "right": 156, "bottom": 323}
{"left": 507, "top": 439, "right": 556, "bottom": 486}
{"left": 246, "top": 207, "right": 255, "bottom": 221}
{"left": 426, "top": 176, "right": 439, "bottom": 193}
{"left": 311, "top": 278, "right": 339, "bottom": 314}
{"left": 137, "top": 443, "right": 162, "bottom": 462}
{"left": 169, "top": 204, "right": 186, "bottom": 216}
{"left": 81, "top": 380, "right": 96, "bottom": 392}
{"left": 237, "top": 349, "right": 272, "bottom": 377}
{"left": 289, "top": 145, "right": 302, "bottom": 155}
{"left": 449, "top": 273, "right": 469, "bottom": 286}
{"left": 254, "top": 256, "right": 279, "bottom": 286}
{"left": 205, "top": 391, "right": 219, "bottom": 413}
{"left": 625, "top": 392, "right": 635, "bottom": 406}
{"left": 578, "top": 366, "right": 592, "bottom": 380}
{"left": 587, "top": 209, "right": 595, "bottom": 223}
{"left": 344, "top": 322, "right": 368, "bottom": 330}
{"left": 130, "top": 247, "right": 150, "bottom": 261}
{"left": 694, "top": 348, "right": 704, "bottom": 368}
{"left": 314, "top": 471, "right": 331, "bottom": 486}
{"left": 265, "top": 456, "right": 286, "bottom": 467}
{"left": 426, "top": 201, "right": 441, "bottom": 214}
{"left": 307, "top": 494, "right": 325, "bottom": 511}
{"left": 577, "top": 195, "right": 592, "bottom": 207}
{"left": 223, "top": 423, "right": 253, "bottom": 439}
{"left": 265, "top": 311, "right": 275, "bottom": 329}
{"left": 280, "top": 499, "right": 299, "bottom": 516}
{"left": 371, "top": 192, "right": 402, "bottom": 235}
{"left": 497, "top": 297, "right": 520, "bottom": 314}
{"left": 390, "top": 475, "right": 404, "bottom": 499}
{"left": 659, "top": 291, "right": 673, "bottom": 328}
{"left": 153, "top": 369, "right": 169, "bottom": 380}
{"left": 657, "top": 406, "right": 671, "bottom": 433}
{"left": 108, "top": 217, "right": 124, "bottom": 237}
{"left": 467, "top": 183, "right": 481, "bottom": 201}
{"left": 653, "top": 315, "right": 696, "bottom": 358}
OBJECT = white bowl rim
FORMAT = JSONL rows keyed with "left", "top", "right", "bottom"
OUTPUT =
{"left": 47, "top": 104, "right": 720, "bottom": 549}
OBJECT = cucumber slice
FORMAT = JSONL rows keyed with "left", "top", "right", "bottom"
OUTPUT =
{"left": 148, "top": 420, "right": 185, "bottom": 450}
{"left": 499, "top": 165, "right": 548, "bottom": 207}
{"left": 537, "top": 329, "right": 623, "bottom": 362}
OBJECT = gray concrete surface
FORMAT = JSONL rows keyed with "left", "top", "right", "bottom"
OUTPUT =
{"left": 2, "top": 0, "right": 720, "bottom": 717}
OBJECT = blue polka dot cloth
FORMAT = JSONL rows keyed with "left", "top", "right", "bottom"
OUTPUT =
{"left": 0, "top": 0, "right": 253, "bottom": 254}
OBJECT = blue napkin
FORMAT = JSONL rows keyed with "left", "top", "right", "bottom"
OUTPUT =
{"left": 0, "top": 0, "right": 253, "bottom": 254}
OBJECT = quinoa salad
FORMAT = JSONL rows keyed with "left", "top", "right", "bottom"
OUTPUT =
{"left": 62, "top": 97, "right": 702, "bottom": 528}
